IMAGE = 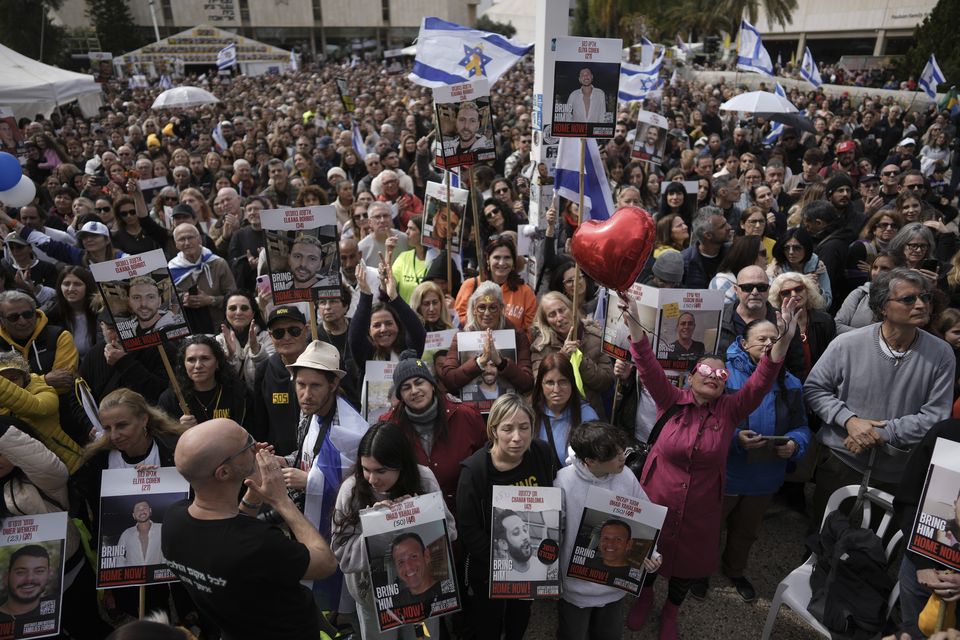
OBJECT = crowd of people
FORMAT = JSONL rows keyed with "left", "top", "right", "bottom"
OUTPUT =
{"left": 0, "top": 51, "right": 959, "bottom": 640}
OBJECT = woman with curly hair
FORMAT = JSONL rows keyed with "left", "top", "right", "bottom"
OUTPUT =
{"left": 157, "top": 335, "right": 252, "bottom": 429}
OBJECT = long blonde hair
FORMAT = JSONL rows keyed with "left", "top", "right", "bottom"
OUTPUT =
{"left": 83, "top": 388, "right": 185, "bottom": 460}
{"left": 531, "top": 291, "right": 573, "bottom": 342}
{"left": 410, "top": 281, "right": 453, "bottom": 329}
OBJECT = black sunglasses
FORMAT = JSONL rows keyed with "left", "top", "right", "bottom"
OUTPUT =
{"left": 270, "top": 326, "right": 304, "bottom": 339}
{"left": 738, "top": 282, "right": 770, "bottom": 293}
{"left": 118, "top": 209, "right": 137, "bottom": 217}
{"left": 4, "top": 309, "right": 36, "bottom": 323}
{"left": 95, "top": 206, "right": 111, "bottom": 213}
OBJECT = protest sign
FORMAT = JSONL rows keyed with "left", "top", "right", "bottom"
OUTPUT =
{"left": 335, "top": 77, "right": 355, "bottom": 113}
{"left": 433, "top": 79, "right": 495, "bottom": 169}
{"left": 90, "top": 249, "right": 190, "bottom": 351}
{"left": 422, "top": 330, "right": 456, "bottom": 376}
{"left": 97, "top": 467, "right": 189, "bottom": 589}
{"left": 551, "top": 37, "right": 621, "bottom": 139}
{"left": 566, "top": 486, "right": 666, "bottom": 594}
{"left": 489, "top": 485, "right": 561, "bottom": 599}
{"left": 456, "top": 330, "right": 517, "bottom": 412}
{"left": 0, "top": 512, "right": 67, "bottom": 640}
{"left": 361, "top": 361, "right": 399, "bottom": 421}
{"left": 422, "top": 181, "right": 467, "bottom": 251}
{"left": 630, "top": 111, "right": 670, "bottom": 165}
{"left": 261, "top": 205, "right": 341, "bottom": 303}
{"left": 909, "top": 438, "right": 960, "bottom": 570}
{"left": 361, "top": 492, "right": 460, "bottom": 632}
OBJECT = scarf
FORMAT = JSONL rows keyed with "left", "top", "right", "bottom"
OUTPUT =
{"left": 168, "top": 247, "right": 216, "bottom": 287}
{"left": 404, "top": 398, "right": 439, "bottom": 456}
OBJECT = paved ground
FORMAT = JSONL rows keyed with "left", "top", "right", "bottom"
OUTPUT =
{"left": 525, "top": 496, "right": 820, "bottom": 639}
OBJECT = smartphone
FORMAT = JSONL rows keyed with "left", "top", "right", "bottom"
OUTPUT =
{"left": 763, "top": 436, "right": 793, "bottom": 445}
{"left": 920, "top": 258, "right": 939, "bottom": 272}
{"left": 256, "top": 274, "right": 271, "bottom": 296}
{"left": 188, "top": 285, "right": 199, "bottom": 295}
{"left": 92, "top": 174, "right": 109, "bottom": 187}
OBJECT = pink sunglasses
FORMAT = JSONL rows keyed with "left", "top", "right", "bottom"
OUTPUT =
{"left": 695, "top": 363, "right": 729, "bottom": 381}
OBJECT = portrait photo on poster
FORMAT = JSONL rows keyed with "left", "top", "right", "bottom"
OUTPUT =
{"left": 631, "top": 111, "right": 670, "bottom": 166}
{"left": 422, "top": 181, "right": 468, "bottom": 251}
{"left": 433, "top": 80, "right": 495, "bottom": 169}
{"left": 0, "top": 511, "right": 68, "bottom": 640}
{"left": 657, "top": 309, "right": 721, "bottom": 363}
{"left": 568, "top": 509, "right": 656, "bottom": 594}
{"left": 261, "top": 205, "right": 341, "bottom": 304}
{"left": 90, "top": 249, "right": 191, "bottom": 352}
{"left": 489, "top": 485, "right": 562, "bottom": 599}
{"left": 909, "top": 439, "right": 960, "bottom": 571}
{"left": 550, "top": 36, "right": 622, "bottom": 139}
{"left": 361, "top": 494, "right": 460, "bottom": 632}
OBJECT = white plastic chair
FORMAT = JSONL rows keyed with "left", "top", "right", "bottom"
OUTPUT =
{"left": 760, "top": 484, "right": 903, "bottom": 640}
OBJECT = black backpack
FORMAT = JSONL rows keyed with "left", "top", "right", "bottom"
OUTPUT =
{"left": 806, "top": 510, "right": 895, "bottom": 639}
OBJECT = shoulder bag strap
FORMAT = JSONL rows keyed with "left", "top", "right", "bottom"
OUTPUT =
{"left": 646, "top": 403, "right": 683, "bottom": 446}
{"left": 540, "top": 414, "right": 562, "bottom": 469}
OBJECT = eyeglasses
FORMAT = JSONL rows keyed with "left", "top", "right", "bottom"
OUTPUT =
{"left": 494, "top": 187, "right": 510, "bottom": 195}
{"left": 163, "top": 196, "right": 179, "bottom": 203}
{"left": 905, "top": 242, "right": 929, "bottom": 253}
{"left": 737, "top": 282, "right": 769, "bottom": 293}
{"left": 881, "top": 170, "right": 900, "bottom": 177}
{"left": 904, "top": 183, "right": 924, "bottom": 191}
{"left": 270, "top": 326, "right": 304, "bottom": 339}
{"left": 780, "top": 285, "right": 805, "bottom": 298}
{"left": 783, "top": 244, "right": 804, "bottom": 253}
{"left": 889, "top": 292, "right": 933, "bottom": 306}
{"left": 875, "top": 222, "right": 898, "bottom": 230}
{"left": 484, "top": 209, "right": 500, "bottom": 219}
{"left": 3, "top": 309, "right": 36, "bottom": 323}
{"left": 212, "top": 433, "right": 255, "bottom": 476}
{"left": 475, "top": 303, "right": 500, "bottom": 315}
{"left": 227, "top": 304, "right": 251, "bottom": 312}
{"left": 694, "top": 363, "right": 729, "bottom": 381}
{"left": 543, "top": 379, "right": 571, "bottom": 389}
{"left": 95, "top": 206, "right": 111, "bottom": 213}
{"left": 745, "top": 218, "right": 765, "bottom": 226}
{"left": 118, "top": 209, "right": 137, "bottom": 217}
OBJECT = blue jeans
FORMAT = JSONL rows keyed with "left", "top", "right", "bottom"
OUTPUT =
{"left": 898, "top": 553, "right": 930, "bottom": 639}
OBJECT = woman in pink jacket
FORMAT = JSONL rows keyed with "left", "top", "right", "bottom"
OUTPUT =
{"left": 619, "top": 291, "right": 798, "bottom": 639}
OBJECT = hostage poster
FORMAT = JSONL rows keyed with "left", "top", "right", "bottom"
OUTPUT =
{"left": 0, "top": 512, "right": 68, "bottom": 640}
{"left": 489, "top": 485, "right": 561, "bottom": 599}
{"left": 566, "top": 486, "right": 666, "bottom": 594}
{"left": 456, "top": 330, "right": 517, "bottom": 412}
{"left": 550, "top": 37, "right": 621, "bottom": 139}
{"left": 909, "top": 438, "right": 960, "bottom": 570}
{"left": 261, "top": 205, "right": 341, "bottom": 303}
{"left": 422, "top": 181, "right": 467, "bottom": 252}
{"left": 90, "top": 249, "right": 191, "bottom": 351}
{"left": 433, "top": 79, "right": 495, "bottom": 169}
{"left": 361, "top": 492, "right": 460, "bottom": 632}
{"left": 97, "top": 467, "right": 189, "bottom": 589}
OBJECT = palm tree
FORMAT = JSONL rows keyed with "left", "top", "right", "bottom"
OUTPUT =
{"left": 726, "top": 0, "right": 798, "bottom": 31}
{"left": 658, "top": 0, "right": 735, "bottom": 41}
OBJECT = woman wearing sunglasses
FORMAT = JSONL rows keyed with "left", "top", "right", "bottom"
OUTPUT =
{"left": 110, "top": 193, "right": 171, "bottom": 257}
{"left": 767, "top": 227, "right": 833, "bottom": 310}
{"left": 768, "top": 273, "right": 836, "bottom": 379}
{"left": 619, "top": 290, "right": 799, "bottom": 638}
{"left": 158, "top": 335, "right": 252, "bottom": 430}
{"left": 215, "top": 290, "right": 274, "bottom": 389}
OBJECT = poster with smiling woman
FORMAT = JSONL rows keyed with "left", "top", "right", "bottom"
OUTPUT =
{"left": 361, "top": 492, "right": 460, "bottom": 632}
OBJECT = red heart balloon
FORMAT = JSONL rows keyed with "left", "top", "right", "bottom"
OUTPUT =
{"left": 570, "top": 205, "right": 656, "bottom": 292}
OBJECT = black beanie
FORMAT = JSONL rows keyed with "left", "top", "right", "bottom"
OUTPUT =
{"left": 392, "top": 349, "right": 437, "bottom": 399}
{"left": 825, "top": 172, "right": 854, "bottom": 196}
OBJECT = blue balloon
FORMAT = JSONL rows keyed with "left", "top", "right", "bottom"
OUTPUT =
{"left": 0, "top": 152, "right": 21, "bottom": 191}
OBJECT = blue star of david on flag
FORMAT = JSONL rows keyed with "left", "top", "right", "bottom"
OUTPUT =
{"left": 459, "top": 44, "right": 493, "bottom": 78}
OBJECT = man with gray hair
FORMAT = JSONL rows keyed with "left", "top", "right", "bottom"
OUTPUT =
{"left": 375, "top": 169, "right": 423, "bottom": 228}
{"left": 680, "top": 206, "right": 730, "bottom": 289}
{"left": 804, "top": 267, "right": 953, "bottom": 524}
{"left": 231, "top": 158, "right": 256, "bottom": 196}
{"left": 357, "top": 201, "right": 408, "bottom": 267}
{"left": 0, "top": 290, "right": 78, "bottom": 394}
{"left": 358, "top": 153, "right": 382, "bottom": 194}
{"left": 712, "top": 173, "right": 742, "bottom": 226}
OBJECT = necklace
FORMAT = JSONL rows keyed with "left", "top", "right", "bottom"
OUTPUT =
{"left": 194, "top": 386, "right": 223, "bottom": 419}
{"left": 879, "top": 325, "right": 918, "bottom": 366}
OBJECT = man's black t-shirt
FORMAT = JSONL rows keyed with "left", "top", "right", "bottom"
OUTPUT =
{"left": 161, "top": 501, "right": 318, "bottom": 640}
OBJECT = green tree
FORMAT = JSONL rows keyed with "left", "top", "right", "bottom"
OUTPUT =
{"left": 86, "top": 0, "right": 142, "bottom": 54}
{"left": 657, "top": 0, "right": 735, "bottom": 41}
{"left": 475, "top": 15, "right": 517, "bottom": 39}
{"left": 899, "top": 0, "right": 960, "bottom": 92}
{"left": 727, "top": 0, "right": 798, "bottom": 31}
{"left": 0, "top": 0, "right": 67, "bottom": 64}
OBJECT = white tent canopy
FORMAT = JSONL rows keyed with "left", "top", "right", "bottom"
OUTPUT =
{"left": 0, "top": 44, "right": 103, "bottom": 119}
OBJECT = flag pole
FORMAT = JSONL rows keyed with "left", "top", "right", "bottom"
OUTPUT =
{"left": 157, "top": 345, "right": 190, "bottom": 416}
{"left": 571, "top": 138, "right": 586, "bottom": 329}
{"left": 445, "top": 171, "right": 453, "bottom": 294}
{"left": 469, "top": 165, "right": 484, "bottom": 282}
{"left": 308, "top": 300, "right": 319, "bottom": 342}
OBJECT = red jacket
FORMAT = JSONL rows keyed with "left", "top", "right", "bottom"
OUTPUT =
{"left": 381, "top": 394, "right": 487, "bottom": 512}
{"left": 378, "top": 192, "right": 423, "bottom": 228}
{"left": 435, "top": 329, "right": 534, "bottom": 394}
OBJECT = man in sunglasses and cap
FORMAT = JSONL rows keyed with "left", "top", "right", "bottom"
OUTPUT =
{"left": 251, "top": 306, "right": 310, "bottom": 455}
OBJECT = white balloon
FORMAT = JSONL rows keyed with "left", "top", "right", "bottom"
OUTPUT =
{"left": 0, "top": 175, "right": 37, "bottom": 208}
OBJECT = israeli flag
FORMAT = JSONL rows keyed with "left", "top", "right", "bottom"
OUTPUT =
{"left": 553, "top": 138, "right": 615, "bottom": 221}
{"left": 217, "top": 43, "right": 237, "bottom": 70}
{"left": 444, "top": 168, "right": 461, "bottom": 189}
{"left": 799, "top": 47, "right": 822, "bottom": 89}
{"left": 211, "top": 122, "right": 228, "bottom": 152}
{"left": 351, "top": 121, "right": 365, "bottom": 156}
{"left": 763, "top": 84, "right": 789, "bottom": 145}
{"left": 737, "top": 20, "right": 773, "bottom": 77}
{"left": 619, "top": 51, "right": 665, "bottom": 102}
{"left": 289, "top": 49, "right": 299, "bottom": 72}
{"left": 919, "top": 54, "right": 946, "bottom": 100}
{"left": 409, "top": 17, "right": 533, "bottom": 88}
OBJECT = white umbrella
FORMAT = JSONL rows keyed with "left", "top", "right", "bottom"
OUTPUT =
{"left": 719, "top": 90, "right": 798, "bottom": 114}
{"left": 151, "top": 86, "right": 220, "bottom": 110}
